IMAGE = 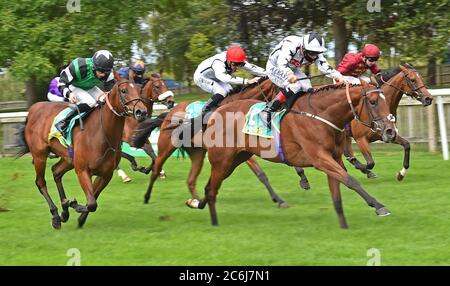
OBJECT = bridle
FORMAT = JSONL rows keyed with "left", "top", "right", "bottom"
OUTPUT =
{"left": 105, "top": 80, "right": 145, "bottom": 117}
{"left": 380, "top": 66, "right": 428, "bottom": 102}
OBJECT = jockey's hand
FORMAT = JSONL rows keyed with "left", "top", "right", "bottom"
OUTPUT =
{"left": 68, "top": 93, "right": 77, "bottom": 104}
{"left": 335, "top": 76, "right": 349, "bottom": 85}
{"left": 247, "top": 77, "right": 260, "bottom": 85}
{"left": 287, "top": 73, "right": 297, "bottom": 84}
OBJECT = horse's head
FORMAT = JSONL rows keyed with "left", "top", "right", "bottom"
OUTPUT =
{"left": 142, "top": 73, "right": 175, "bottom": 109}
{"left": 109, "top": 78, "right": 148, "bottom": 122}
{"left": 391, "top": 64, "right": 433, "bottom": 106}
{"left": 357, "top": 80, "right": 397, "bottom": 143}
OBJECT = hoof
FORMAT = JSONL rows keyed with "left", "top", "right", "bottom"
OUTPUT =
{"left": 396, "top": 172, "right": 405, "bottom": 181}
{"left": 51, "top": 216, "right": 62, "bottom": 229}
{"left": 299, "top": 180, "right": 311, "bottom": 190}
{"left": 60, "top": 210, "right": 70, "bottom": 223}
{"left": 367, "top": 172, "right": 378, "bottom": 179}
{"left": 121, "top": 176, "right": 132, "bottom": 183}
{"left": 144, "top": 195, "right": 150, "bottom": 204}
{"left": 376, "top": 207, "right": 391, "bottom": 216}
{"left": 159, "top": 172, "right": 166, "bottom": 179}
{"left": 78, "top": 213, "right": 88, "bottom": 228}
{"left": 186, "top": 198, "right": 199, "bottom": 209}
{"left": 278, "top": 201, "right": 289, "bottom": 208}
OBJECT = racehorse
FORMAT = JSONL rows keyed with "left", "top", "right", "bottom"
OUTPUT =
{"left": 118, "top": 73, "right": 174, "bottom": 177}
{"left": 343, "top": 64, "right": 433, "bottom": 180}
{"left": 16, "top": 73, "right": 147, "bottom": 229}
{"left": 133, "top": 77, "right": 294, "bottom": 207}
{"left": 185, "top": 80, "right": 397, "bottom": 229}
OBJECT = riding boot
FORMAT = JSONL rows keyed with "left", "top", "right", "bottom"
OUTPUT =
{"left": 259, "top": 97, "right": 283, "bottom": 129}
{"left": 55, "top": 108, "right": 78, "bottom": 136}
{"left": 188, "top": 93, "right": 224, "bottom": 135}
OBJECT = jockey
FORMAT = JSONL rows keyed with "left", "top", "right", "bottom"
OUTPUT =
{"left": 56, "top": 50, "right": 115, "bottom": 136}
{"left": 260, "top": 32, "right": 348, "bottom": 126}
{"left": 47, "top": 76, "right": 67, "bottom": 102}
{"left": 193, "top": 46, "right": 266, "bottom": 119}
{"left": 336, "top": 44, "right": 382, "bottom": 85}
{"left": 118, "top": 60, "right": 147, "bottom": 86}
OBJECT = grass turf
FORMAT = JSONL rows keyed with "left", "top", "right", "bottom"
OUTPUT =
{"left": 0, "top": 147, "right": 449, "bottom": 265}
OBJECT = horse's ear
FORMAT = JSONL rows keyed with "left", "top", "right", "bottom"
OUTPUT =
{"left": 399, "top": 64, "right": 407, "bottom": 71}
{"left": 113, "top": 69, "right": 122, "bottom": 81}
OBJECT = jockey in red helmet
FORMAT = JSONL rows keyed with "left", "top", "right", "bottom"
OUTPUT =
{"left": 336, "top": 44, "right": 382, "bottom": 85}
{"left": 193, "top": 45, "right": 266, "bottom": 118}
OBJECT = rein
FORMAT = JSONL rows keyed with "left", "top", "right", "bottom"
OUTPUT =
{"left": 290, "top": 84, "right": 384, "bottom": 133}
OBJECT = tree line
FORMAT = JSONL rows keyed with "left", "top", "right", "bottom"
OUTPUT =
{"left": 0, "top": 0, "right": 448, "bottom": 105}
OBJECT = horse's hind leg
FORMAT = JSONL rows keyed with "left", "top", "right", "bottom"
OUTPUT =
{"left": 196, "top": 152, "right": 252, "bottom": 226}
{"left": 294, "top": 166, "right": 311, "bottom": 190}
{"left": 186, "top": 148, "right": 206, "bottom": 200}
{"left": 393, "top": 135, "right": 410, "bottom": 181}
{"left": 246, "top": 156, "right": 288, "bottom": 208}
{"left": 78, "top": 172, "right": 113, "bottom": 228}
{"left": 33, "top": 155, "right": 61, "bottom": 229}
{"left": 52, "top": 158, "right": 74, "bottom": 223}
{"left": 327, "top": 174, "right": 348, "bottom": 229}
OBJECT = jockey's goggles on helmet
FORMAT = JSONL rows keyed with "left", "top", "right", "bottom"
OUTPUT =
{"left": 305, "top": 50, "right": 322, "bottom": 58}
{"left": 367, "top": 57, "right": 379, "bottom": 62}
{"left": 133, "top": 70, "right": 144, "bottom": 76}
{"left": 95, "top": 68, "right": 109, "bottom": 73}
{"left": 231, "top": 61, "right": 245, "bottom": 67}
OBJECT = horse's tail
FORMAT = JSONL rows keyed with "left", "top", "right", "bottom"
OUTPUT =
{"left": 132, "top": 112, "right": 169, "bottom": 148}
{"left": 15, "top": 119, "right": 30, "bottom": 158}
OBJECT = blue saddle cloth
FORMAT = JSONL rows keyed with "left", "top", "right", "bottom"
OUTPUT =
{"left": 48, "top": 107, "right": 88, "bottom": 147}
{"left": 242, "top": 102, "right": 286, "bottom": 138}
{"left": 185, "top": 101, "right": 207, "bottom": 119}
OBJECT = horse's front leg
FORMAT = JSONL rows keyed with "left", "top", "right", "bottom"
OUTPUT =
{"left": 354, "top": 137, "right": 377, "bottom": 179}
{"left": 78, "top": 172, "right": 113, "bottom": 228}
{"left": 392, "top": 134, "right": 410, "bottom": 181}
{"left": 121, "top": 151, "right": 140, "bottom": 171}
{"left": 294, "top": 167, "right": 310, "bottom": 190}
{"left": 143, "top": 142, "right": 165, "bottom": 178}
{"left": 72, "top": 170, "right": 96, "bottom": 213}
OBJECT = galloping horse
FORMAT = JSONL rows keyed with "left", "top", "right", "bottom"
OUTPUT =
{"left": 343, "top": 64, "right": 433, "bottom": 180}
{"left": 119, "top": 74, "right": 174, "bottom": 176}
{"left": 17, "top": 74, "right": 147, "bottom": 229}
{"left": 186, "top": 80, "right": 397, "bottom": 228}
{"left": 133, "top": 77, "right": 294, "bottom": 207}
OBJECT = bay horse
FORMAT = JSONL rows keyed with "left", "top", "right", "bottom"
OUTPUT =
{"left": 343, "top": 64, "right": 433, "bottom": 180}
{"left": 118, "top": 73, "right": 174, "bottom": 178}
{"left": 186, "top": 80, "right": 397, "bottom": 229}
{"left": 16, "top": 74, "right": 147, "bottom": 229}
{"left": 133, "top": 77, "right": 296, "bottom": 207}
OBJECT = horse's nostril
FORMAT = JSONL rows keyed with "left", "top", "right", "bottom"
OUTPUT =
{"left": 425, "top": 98, "right": 433, "bottom": 105}
{"left": 385, "top": 128, "right": 395, "bottom": 138}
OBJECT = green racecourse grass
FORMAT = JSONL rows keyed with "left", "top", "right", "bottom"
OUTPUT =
{"left": 0, "top": 146, "right": 449, "bottom": 265}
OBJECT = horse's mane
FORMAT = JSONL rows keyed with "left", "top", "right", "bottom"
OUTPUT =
{"left": 310, "top": 83, "right": 361, "bottom": 95}
{"left": 378, "top": 63, "right": 416, "bottom": 84}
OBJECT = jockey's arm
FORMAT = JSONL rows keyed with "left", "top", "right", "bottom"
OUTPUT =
{"left": 212, "top": 61, "right": 248, "bottom": 85}
{"left": 315, "top": 54, "right": 344, "bottom": 81}
{"left": 241, "top": 62, "right": 266, "bottom": 77}
{"left": 275, "top": 40, "right": 297, "bottom": 77}
{"left": 58, "top": 62, "right": 78, "bottom": 99}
